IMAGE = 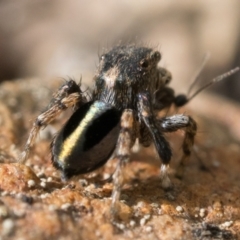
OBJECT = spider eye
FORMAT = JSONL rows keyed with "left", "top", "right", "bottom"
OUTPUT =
{"left": 151, "top": 51, "right": 161, "bottom": 62}
{"left": 140, "top": 59, "right": 149, "bottom": 68}
{"left": 164, "top": 76, "right": 171, "bottom": 85}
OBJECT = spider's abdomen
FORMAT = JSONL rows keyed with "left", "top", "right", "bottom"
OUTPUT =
{"left": 51, "top": 101, "right": 121, "bottom": 179}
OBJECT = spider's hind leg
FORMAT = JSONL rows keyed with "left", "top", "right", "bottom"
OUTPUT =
{"left": 159, "top": 114, "right": 197, "bottom": 178}
{"left": 19, "top": 80, "right": 87, "bottom": 163}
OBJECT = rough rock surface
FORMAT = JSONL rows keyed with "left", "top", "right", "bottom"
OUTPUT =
{"left": 0, "top": 78, "right": 239, "bottom": 240}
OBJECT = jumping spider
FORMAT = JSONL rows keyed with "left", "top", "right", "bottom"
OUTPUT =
{"left": 20, "top": 44, "right": 239, "bottom": 218}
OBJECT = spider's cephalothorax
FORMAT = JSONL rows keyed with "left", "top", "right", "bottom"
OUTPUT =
{"left": 93, "top": 45, "right": 163, "bottom": 110}
{"left": 20, "top": 44, "right": 198, "bottom": 218}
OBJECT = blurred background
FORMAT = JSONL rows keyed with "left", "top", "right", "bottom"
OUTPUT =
{"left": 0, "top": 0, "right": 239, "bottom": 102}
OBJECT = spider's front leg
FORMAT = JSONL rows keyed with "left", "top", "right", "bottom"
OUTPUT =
{"left": 19, "top": 80, "right": 87, "bottom": 163}
{"left": 111, "top": 109, "right": 136, "bottom": 219}
{"left": 137, "top": 93, "right": 173, "bottom": 189}
{"left": 158, "top": 114, "right": 197, "bottom": 178}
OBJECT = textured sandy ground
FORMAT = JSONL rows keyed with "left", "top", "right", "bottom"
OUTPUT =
{"left": 0, "top": 2, "right": 239, "bottom": 239}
